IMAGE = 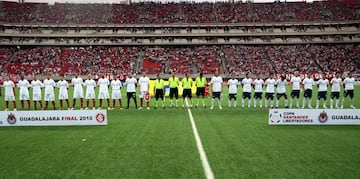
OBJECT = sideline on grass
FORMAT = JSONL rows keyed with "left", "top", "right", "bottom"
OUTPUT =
{"left": 185, "top": 99, "right": 215, "bottom": 179}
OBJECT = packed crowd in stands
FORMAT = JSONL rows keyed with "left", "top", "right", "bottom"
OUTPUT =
{"left": 0, "top": 1, "right": 359, "bottom": 24}
{"left": 224, "top": 44, "right": 360, "bottom": 76}
{"left": 0, "top": 45, "right": 359, "bottom": 78}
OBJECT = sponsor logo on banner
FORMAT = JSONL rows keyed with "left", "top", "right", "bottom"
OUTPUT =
{"left": 7, "top": 113, "right": 16, "bottom": 124}
{"left": 318, "top": 111, "right": 328, "bottom": 123}
{"left": 96, "top": 113, "right": 106, "bottom": 123}
{"left": 269, "top": 111, "right": 282, "bottom": 123}
{"left": 269, "top": 109, "right": 360, "bottom": 125}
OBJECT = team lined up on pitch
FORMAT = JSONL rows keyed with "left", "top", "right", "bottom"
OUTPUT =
{"left": 1, "top": 71, "right": 356, "bottom": 111}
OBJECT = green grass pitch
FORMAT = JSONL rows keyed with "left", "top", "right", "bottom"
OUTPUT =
{"left": 0, "top": 86, "right": 360, "bottom": 178}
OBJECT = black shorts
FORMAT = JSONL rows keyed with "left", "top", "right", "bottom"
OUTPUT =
{"left": 155, "top": 89, "right": 164, "bottom": 100}
{"left": 212, "top": 92, "right": 221, "bottom": 99}
{"left": 254, "top": 92, "right": 262, "bottom": 99}
{"left": 291, "top": 90, "right": 300, "bottom": 98}
{"left": 127, "top": 92, "right": 136, "bottom": 99}
{"left": 331, "top": 92, "right": 340, "bottom": 99}
{"left": 318, "top": 91, "right": 327, "bottom": 100}
{"left": 243, "top": 92, "right": 251, "bottom": 99}
{"left": 265, "top": 93, "right": 274, "bottom": 100}
{"left": 277, "top": 93, "right": 288, "bottom": 99}
{"left": 183, "top": 89, "right": 192, "bottom": 99}
{"left": 229, "top": 94, "right": 237, "bottom": 100}
{"left": 196, "top": 87, "right": 205, "bottom": 97}
{"left": 169, "top": 88, "right": 178, "bottom": 99}
{"left": 304, "top": 89, "right": 313, "bottom": 98}
{"left": 344, "top": 90, "right": 354, "bottom": 98}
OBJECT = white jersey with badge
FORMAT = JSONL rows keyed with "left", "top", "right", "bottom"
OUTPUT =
{"left": 72, "top": 77, "right": 84, "bottom": 98}
{"left": 343, "top": 77, "right": 355, "bottom": 90}
{"left": 210, "top": 76, "right": 223, "bottom": 92}
{"left": 31, "top": 80, "right": 43, "bottom": 101}
{"left": 276, "top": 79, "right": 287, "bottom": 94}
{"left": 291, "top": 76, "right": 301, "bottom": 90}
{"left": 228, "top": 79, "right": 238, "bottom": 94}
{"left": 84, "top": 79, "right": 96, "bottom": 99}
{"left": 331, "top": 78, "right": 342, "bottom": 92}
{"left": 43, "top": 79, "right": 56, "bottom": 101}
{"left": 139, "top": 76, "right": 150, "bottom": 92}
{"left": 253, "top": 79, "right": 264, "bottom": 93}
{"left": 125, "top": 77, "right": 137, "bottom": 92}
{"left": 57, "top": 80, "right": 69, "bottom": 99}
{"left": 111, "top": 80, "right": 122, "bottom": 99}
{"left": 242, "top": 78, "right": 253, "bottom": 93}
{"left": 18, "top": 79, "right": 30, "bottom": 100}
{"left": 265, "top": 78, "right": 276, "bottom": 93}
{"left": 98, "top": 78, "right": 110, "bottom": 99}
{"left": 3, "top": 80, "right": 15, "bottom": 101}
{"left": 317, "top": 79, "right": 329, "bottom": 92}
{"left": 302, "top": 78, "right": 314, "bottom": 90}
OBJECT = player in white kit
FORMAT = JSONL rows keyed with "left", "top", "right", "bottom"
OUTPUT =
{"left": 342, "top": 72, "right": 355, "bottom": 108}
{"left": 330, "top": 73, "right": 342, "bottom": 109}
{"left": 302, "top": 73, "right": 314, "bottom": 108}
{"left": 84, "top": 74, "right": 97, "bottom": 109}
{"left": 98, "top": 75, "right": 111, "bottom": 110}
{"left": 227, "top": 73, "right": 239, "bottom": 108}
{"left": 111, "top": 75, "right": 123, "bottom": 110}
{"left": 265, "top": 74, "right": 276, "bottom": 108}
{"left": 316, "top": 74, "right": 329, "bottom": 109}
{"left": 125, "top": 72, "right": 138, "bottom": 109}
{"left": 242, "top": 73, "right": 253, "bottom": 108}
{"left": 275, "top": 75, "right": 288, "bottom": 108}
{"left": 18, "top": 75, "right": 30, "bottom": 110}
{"left": 43, "top": 75, "right": 56, "bottom": 110}
{"left": 3, "top": 76, "right": 16, "bottom": 111}
{"left": 31, "top": 75, "right": 43, "bottom": 110}
{"left": 71, "top": 75, "right": 84, "bottom": 110}
{"left": 290, "top": 71, "right": 301, "bottom": 108}
{"left": 57, "top": 75, "right": 70, "bottom": 110}
{"left": 253, "top": 75, "right": 264, "bottom": 108}
{"left": 210, "top": 70, "right": 223, "bottom": 109}
{"left": 138, "top": 72, "right": 150, "bottom": 110}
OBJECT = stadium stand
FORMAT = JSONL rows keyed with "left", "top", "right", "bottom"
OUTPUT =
{"left": 1, "top": 1, "right": 359, "bottom": 24}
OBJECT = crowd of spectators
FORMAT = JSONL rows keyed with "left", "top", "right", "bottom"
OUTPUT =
{"left": 1, "top": 1, "right": 359, "bottom": 24}
{"left": 0, "top": 45, "right": 359, "bottom": 78}
{"left": 224, "top": 44, "right": 360, "bottom": 76}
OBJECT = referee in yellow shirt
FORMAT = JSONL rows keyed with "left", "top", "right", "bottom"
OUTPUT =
{"left": 195, "top": 73, "right": 207, "bottom": 108}
{"left": 182, "top": 73, "right": 193, "bottom": 108}
{"left": 154, "top": 73, "right": 165, "bottom": 109}
{"left": 168, "top": 71, "right": 179, "bottom": 108}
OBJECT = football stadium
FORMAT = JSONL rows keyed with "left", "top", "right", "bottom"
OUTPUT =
{"left": 0, "top": 0, "right": 360, "bottom": 178}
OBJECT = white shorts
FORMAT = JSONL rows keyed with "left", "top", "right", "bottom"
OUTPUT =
{"left": 85, "top": 92, "right": 96, "bottom": 99}
{"left": 44, "top": 93, "right": 55, "bottom": 101}
{"left": 73, "top": 89, "right": 84, "bottom": 99}
{"left": 139, "top": 91, "right": 147, "bottom": 98}
{"left": 112, "top": 91, "right": 122, "bottom": 99}
{"left": 33, "top": 93, "right": 42, "bottom": 101}
{"left": 59, "top": 92, "right": 69, "bottom": 100}
{"left": 19, "top": 91, "right": 30, "bottom": 100}
{"left": 5, "top": 93, "right": 15, "bottom": 101}
{"left": 98, "top": 91, "right": 110, "bottom": 99}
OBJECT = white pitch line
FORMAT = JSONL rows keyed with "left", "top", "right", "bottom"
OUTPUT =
{"left": 185, "top": 99, "right": 215, "bottom": 179}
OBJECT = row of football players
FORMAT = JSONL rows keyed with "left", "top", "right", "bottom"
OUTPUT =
{"left": 153, "top": 70, "right": 356, "bottom": 109}
{"left": 1, "top": 73, "right": 141, "bottom": 111}
{"left": 1, "top": 71, "right": 356, "bottom": 110}
{"left": 220, "top": 71, "right": 356, "bottom": 109}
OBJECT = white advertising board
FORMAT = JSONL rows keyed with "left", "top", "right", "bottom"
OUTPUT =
{"left": 269, "top": 109, "right": 360, "bottom": 125}
{"left": 0, "top": 110, "right": 107, "bottom": 126}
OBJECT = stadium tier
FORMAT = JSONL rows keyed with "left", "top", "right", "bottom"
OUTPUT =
{"left": 0, "top": 1, "right": 359, "bottom": 24}
{"left": 0, "top": 45, "right": 359, "bottom": 77}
